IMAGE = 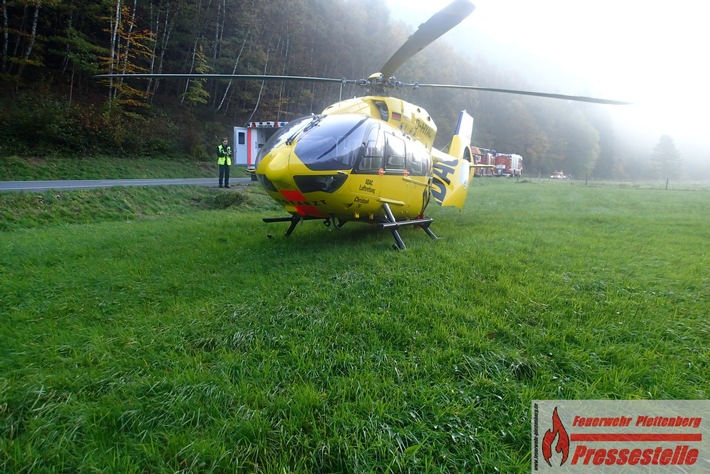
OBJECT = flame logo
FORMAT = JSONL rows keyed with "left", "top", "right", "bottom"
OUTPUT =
{"left": 542, "top": 407, "right": 570, "bottom": 466}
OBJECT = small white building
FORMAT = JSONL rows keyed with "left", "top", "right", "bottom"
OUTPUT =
{"left": 233, "top": 121, "right": 288, "bottom": 167}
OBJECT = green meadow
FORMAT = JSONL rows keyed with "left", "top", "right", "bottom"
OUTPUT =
{"left": 1, "top": 178, "right": 708, "bottom": 472}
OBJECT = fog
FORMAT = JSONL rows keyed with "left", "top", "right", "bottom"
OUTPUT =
{"left": 385, "top": 0, "right": 710, "bottom": 179}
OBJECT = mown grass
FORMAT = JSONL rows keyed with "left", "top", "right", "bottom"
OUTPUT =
{"left": 1, "top": 179, "right": 708, "bottom": 472}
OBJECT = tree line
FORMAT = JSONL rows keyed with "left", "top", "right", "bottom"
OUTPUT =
{"left": 0, "top": 0, "right": 678, "bottom": 179}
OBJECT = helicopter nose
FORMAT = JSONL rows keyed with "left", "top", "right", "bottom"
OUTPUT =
{"left": 256, "top": 146, "right": 293, "bottom": 192}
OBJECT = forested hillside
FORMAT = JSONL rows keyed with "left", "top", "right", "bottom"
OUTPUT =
{"left": 0, "top": 0, "right": 655, "bottom": 178}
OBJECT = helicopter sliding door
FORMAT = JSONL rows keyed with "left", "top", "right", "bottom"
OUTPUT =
{"left": 380, "top": 132, "right": 431, "bottom": 218}
{"left": 349, "top": 122, "right": 431, "bottom": 221}
{"left": 348, "top": 124, "right": 384, "bottom": 219}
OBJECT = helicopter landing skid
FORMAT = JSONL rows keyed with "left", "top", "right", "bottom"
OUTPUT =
{"left": 263, "top": 215, "right": 323, "bottom": 237}
{"left": 378, "top": 203, "right": 437, "bottom": 250}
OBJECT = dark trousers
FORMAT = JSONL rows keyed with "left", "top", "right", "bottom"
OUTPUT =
{"left": 219, "top": 164, "right": 230, "bottom": 187}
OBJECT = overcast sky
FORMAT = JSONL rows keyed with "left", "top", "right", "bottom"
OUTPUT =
{"left": 385, "top": 0, "right": 710, "bottom": 158}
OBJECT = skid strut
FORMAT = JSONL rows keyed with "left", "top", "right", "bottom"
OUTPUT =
{"left": 263, "top": 215, "right": 321, "bottom": 237}
{"left": 377, "top": 203, "right": 437, "bottom": 250}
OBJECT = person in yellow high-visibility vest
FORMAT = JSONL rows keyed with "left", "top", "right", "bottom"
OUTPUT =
{"left": 217, "top": 137, "right": 232, "bottom": 188}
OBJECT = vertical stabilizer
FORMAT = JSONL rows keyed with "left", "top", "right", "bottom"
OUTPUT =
{"left": 448, "top": 111, "right": 474, "bottom": 160}
{"left": 430, "top": 110, "right": 475, "bottom": 209}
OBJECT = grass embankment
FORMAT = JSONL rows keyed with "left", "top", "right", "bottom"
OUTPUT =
{"left": 0, "top": 186, "right": 279, "bottom": 232}
{"left": 0, "top": 155, "right": 248, "bottom": 181}
{"left": 1, "top": 177, "right": 708, "bottom": 472}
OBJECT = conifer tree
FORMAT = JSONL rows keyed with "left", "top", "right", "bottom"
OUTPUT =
{"left": 651, "top": 134, "right": 682, "bottom": 179}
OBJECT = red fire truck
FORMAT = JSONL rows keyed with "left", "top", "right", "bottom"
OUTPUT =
{"left": 494, "top": 153, "right": 523, "bottom": 177}
{"left": 471, "top": 147, "right": 496, "bottom": 176}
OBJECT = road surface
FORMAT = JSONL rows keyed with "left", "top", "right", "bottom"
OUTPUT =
{"left": 0, "top": 178, "right": 252, "bottom": 192}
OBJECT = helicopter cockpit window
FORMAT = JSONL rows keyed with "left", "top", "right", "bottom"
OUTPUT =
{"left": 255, "top": 115, "right": 312, "bottom": 166}
{"left": 294, "top": 114, "right": 370, "bottom": 171}
{"left": 384, "top": 134, "right": 406, "bottom": 171}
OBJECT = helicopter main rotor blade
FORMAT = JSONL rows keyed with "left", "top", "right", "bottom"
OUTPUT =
{"left": 380, "top": 0, "right": 475, "bottom": 80}
{"left": 416, "top": 83, "right": 631, "bottom": 105}
{"left": 94, "top": 73, "right": 358, "bottom": 84}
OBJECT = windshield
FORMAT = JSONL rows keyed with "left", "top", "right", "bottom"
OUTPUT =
{"left": 255, "top": 115, "right": 313, "bottom": 166}
{"left": 294, "top": 114, "right": 372, "bottom": 171}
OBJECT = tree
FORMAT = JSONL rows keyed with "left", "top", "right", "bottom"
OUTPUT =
{"left": 558, "top": 110, "right": 600, "bottom": 178}
{"left": 51, "top": 27, "right": 106, "bottom": 105}
{"left": 102, "top": 0, "right": 156, "bottom": 110}
{"left": 180, "top": 43, "right": 209, "bottom": 106}
{"left": 650, "top": 134, "right": 681, "bottom": 179}
{"left": 3, "top": 0, "right": 58, "bottom": 85}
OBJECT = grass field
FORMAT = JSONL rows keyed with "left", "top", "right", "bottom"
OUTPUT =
{"left": 0, "top": 156, "right": 217, "bottom": 181}
{"left": 1, "top": 178, "right": 708, "bottom": 472}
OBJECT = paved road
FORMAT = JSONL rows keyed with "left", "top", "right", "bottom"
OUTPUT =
{"left": 0, "top": 177, "right": 252, "bottom": 192}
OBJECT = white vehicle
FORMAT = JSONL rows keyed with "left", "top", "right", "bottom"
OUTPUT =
{"left": 233, "top": 121, "right": 288, "bottom": 179}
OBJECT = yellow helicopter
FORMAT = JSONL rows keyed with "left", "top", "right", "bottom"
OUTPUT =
{"left": 99, "top": 0, "right": 627, "bottom": 249}
{"left": 254, "top": 93, "right": 475, "bottom": 250}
